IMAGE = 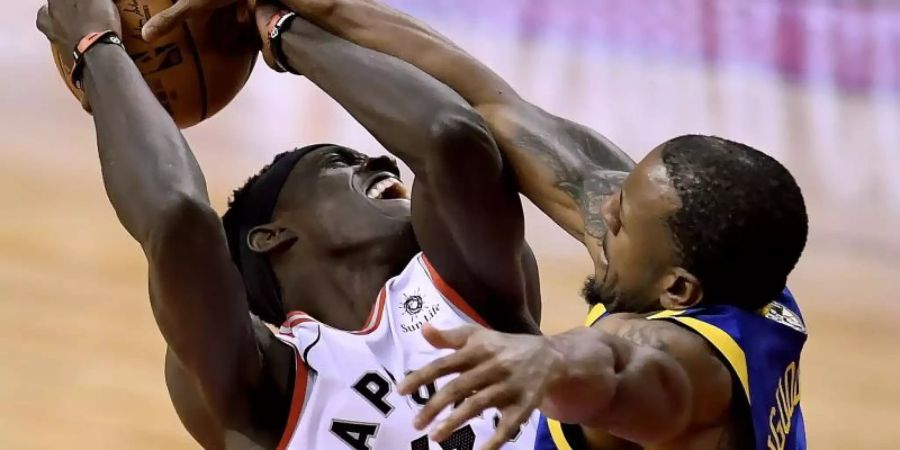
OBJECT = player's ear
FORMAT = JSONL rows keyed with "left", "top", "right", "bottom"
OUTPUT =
{"left": 659, "top": 267, "right": 703, "bottom": 310}
{"left": 247, "top": 223, "right": 297, "bottom": 254}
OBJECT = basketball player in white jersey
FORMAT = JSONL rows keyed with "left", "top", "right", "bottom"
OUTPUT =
{"left": 248, "top": 3, "right": 808, "bottom": 450}
{"left": 37, "top": 0, "right": 541, "bottom": 448}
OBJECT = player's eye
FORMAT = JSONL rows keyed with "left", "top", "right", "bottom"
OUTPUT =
{"left": 326, "top": 154, "right": 348, "bottom": 168}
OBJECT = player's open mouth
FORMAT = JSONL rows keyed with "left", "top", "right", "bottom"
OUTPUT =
{"left": 365, "top": 173, "right": 410, "bottom": 200}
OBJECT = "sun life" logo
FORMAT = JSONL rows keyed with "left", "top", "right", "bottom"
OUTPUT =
{"left": 399, "top": 290, "right": 441, "bottom": 333}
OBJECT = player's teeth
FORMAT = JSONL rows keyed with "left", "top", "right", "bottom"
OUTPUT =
{"left": 369, "top": 184, "right": 386, "bottom": 199}
{"left": 367, "top": 178, "right": 403, "bottom": 199}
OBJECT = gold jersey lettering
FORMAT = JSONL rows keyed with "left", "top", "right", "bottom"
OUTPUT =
{"left": 767, "top": 362, "right": 801, "bottom": 450}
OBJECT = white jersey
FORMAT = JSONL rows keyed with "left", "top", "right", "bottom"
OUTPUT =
{"left": 274, "top": 253, "right": 538, "bottom": 450}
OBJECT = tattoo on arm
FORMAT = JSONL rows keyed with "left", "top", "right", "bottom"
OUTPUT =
{"left": 608, "top": 320, "right": 670, "bottom": 352}
{"left": 510, "top": 120, "right": 631, "bottom": 241}
{"left": 561, "top": 169, "right": 629, "bottom": 240}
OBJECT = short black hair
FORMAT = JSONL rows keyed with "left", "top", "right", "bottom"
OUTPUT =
{"left": 222, "top": 150, "right": 298, "bottom": 325}
{"left": 660, "top": 135, "right": 808, "bottom": 310}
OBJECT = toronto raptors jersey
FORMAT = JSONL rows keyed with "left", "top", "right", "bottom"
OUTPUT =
{"left": 274, "top": 253, "right": 539, "bottom": 450}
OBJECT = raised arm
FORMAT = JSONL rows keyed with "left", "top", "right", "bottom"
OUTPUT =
{"left": 257, "top": 7, "right": 537, "bottom": 332}
{"left": 37, "top": 2, "right": 291, "bottom": 445}
{"left": 281, "top": 0, "right": 636, "bottom": 243}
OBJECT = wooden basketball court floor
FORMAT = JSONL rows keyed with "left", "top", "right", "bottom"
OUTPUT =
{"left": 2, "top": 1, "right": 899, "bottom": 448}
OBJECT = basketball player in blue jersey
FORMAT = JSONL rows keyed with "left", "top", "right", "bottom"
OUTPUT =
{"left": 159, "top": 1, "right": 810, "bottom": 449}
{"left": 37, "top": 0, "right": 544, "bottom": 448}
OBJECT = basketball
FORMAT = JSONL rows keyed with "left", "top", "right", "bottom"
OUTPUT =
{"left": 50, "top": 0, "right": 258, "bottom": 128}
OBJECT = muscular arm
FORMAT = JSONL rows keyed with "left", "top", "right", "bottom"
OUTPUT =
{"left": 277, "top": 17, "right": 537, "bottom": 332}
{"left": 543, "top": 317, "right": 733, "bottom": 444}
{"left": 285, "top": 0, "right": 635, "bottom": 243}
{"left": 83, "top": 45, "right": 290, "bottom": 443}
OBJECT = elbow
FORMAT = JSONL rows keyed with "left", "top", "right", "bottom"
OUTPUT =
{"left": 143, "top": 194, "right": 221, "bottom": 258}
{"left": 427, "top": 109, "right": 503, "bottom": 176}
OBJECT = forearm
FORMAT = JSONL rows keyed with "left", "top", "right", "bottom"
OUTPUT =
{"left": 477, "top": 103, "right": 632, "bottom": 242}
{"left": 83, "top": 44, "right": 209, "bottom": 244}
{"left": 281, "top": 17, "right": 481, "bottom": 171}
{"left": 288, "top": 0, "right": 512, "bottom": 108}
{"left": 544, "top": 327, "right": 691, "bottom": 442}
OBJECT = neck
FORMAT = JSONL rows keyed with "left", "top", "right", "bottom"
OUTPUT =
{"left": 275, "top": 244, "right": 416, "bottom": 330}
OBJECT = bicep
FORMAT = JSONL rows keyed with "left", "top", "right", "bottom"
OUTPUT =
{"left": 587, "top": 319, "right": 733, "bottom": 443}
{"left": 411, "top": 115, "right": 534, "bottom": 332}
{"left": 165, "top": 348, "right": 226, "bottom": 449}
{"left": 145, "top": 197, "right": 262, "bottom": 417}
{"left": 597, "top": 345, "right": 693, "bottom": 443}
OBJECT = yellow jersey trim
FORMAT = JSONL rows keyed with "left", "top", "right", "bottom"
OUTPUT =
{"left": 653, "top": 316, "right": 751, "bottom": 403}
{"left": 584, "top": 306, "right": 750, "bottom": 402}
{"left": 646, "top": 309, "right": 687, "bottom": 319}
{"left": 584, "top": 304, "right": 607, "bottom": 326}
{"left": 580, "top": 304, "right": 750, "bottom": 402}
{"left": 547, "top": 418, "right": 575, "bottom": 450}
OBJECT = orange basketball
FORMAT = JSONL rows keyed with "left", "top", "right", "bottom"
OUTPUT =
{"left": 51, "top": 0, "right": 258, "bottom": 128}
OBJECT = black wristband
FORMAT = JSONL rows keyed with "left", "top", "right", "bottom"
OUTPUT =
{"left": 268, "top": 11, "right": 300, "bottom": 75}
{"left": 71, "top": 30, "right": 124, "bottom": 90}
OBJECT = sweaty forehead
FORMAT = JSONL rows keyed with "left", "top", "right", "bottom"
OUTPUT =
{"left": 624, "top": 148, "right": 681, "bottom": 217}
{"left": 270, "top": 148, "right": 335, "bottom": 213}
{"left": 293, "top": 146, "right": 361, "bottom": 177}
{"left": 273, "top": 146, "right": 370, "bottom": 213}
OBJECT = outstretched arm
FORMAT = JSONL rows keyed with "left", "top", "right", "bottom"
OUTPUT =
{"left": 259, "top": 8, "right": 537, "bottom": 332}
{"left": 400, "top": 319, "right": 733, "bottom": 449}
{"left": 38, "top": 2, "right": 291, "bottom": 445}
{"left": 282, "top": 0, "right": 636, "bottom": 243}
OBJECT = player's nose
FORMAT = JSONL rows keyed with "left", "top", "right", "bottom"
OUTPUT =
{"left": 364, "top": 155, "right": 397, "bottom": 173}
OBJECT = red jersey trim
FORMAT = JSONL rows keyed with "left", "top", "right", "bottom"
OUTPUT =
{"left": 275, "top": 289, "right": 388, "bottom": 446}
{"left": 353, "top": 287, "right": 387, "bottom": 335}
{"left": 280, "top": 288, "right": 388, "bottom": 335}
{"left": 275, "top": 341, "right": 310, "bottom": 450}
{"left": 420, "top": 254, "right": 490, "bottom": 328}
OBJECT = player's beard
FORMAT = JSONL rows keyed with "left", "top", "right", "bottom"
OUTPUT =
{"left": 581, "top": 275, "right": 616, "bottom": 307}
{"left": 583, "top": 234, "right": 623, "bottom": 309}
{"left": 582, "top": 275, "right": 649, "bottom": 314}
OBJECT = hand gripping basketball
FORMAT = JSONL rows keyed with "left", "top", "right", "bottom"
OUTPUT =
{"left": 252, "top": 1, "right": 296, "bottom": 73}
{"left": 37, "top": 0, "right": 123, "bottom": 112}
{"left": 40, "top": 0, "right": 259, "bottom": 128}
{"left": 36, "top": 0, "right": 122, "bottom": 64}
{"left": 142, "top": 0, "right": 250, "bottom": 42}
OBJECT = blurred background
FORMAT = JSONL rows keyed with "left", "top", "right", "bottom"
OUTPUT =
{"left": 2, "top": 0, "right": 899, "bottom": 448}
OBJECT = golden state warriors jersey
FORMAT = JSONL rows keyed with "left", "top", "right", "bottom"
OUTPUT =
{"left": 274, "top": 253, "right": 538, "bottom": 450}
{"left": 535, "top": 288, "right": 807, "bottom": 450}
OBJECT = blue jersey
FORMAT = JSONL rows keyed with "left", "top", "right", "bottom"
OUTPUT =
{"left": 535, "top": 288, "right": 807, "bottom": 450}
